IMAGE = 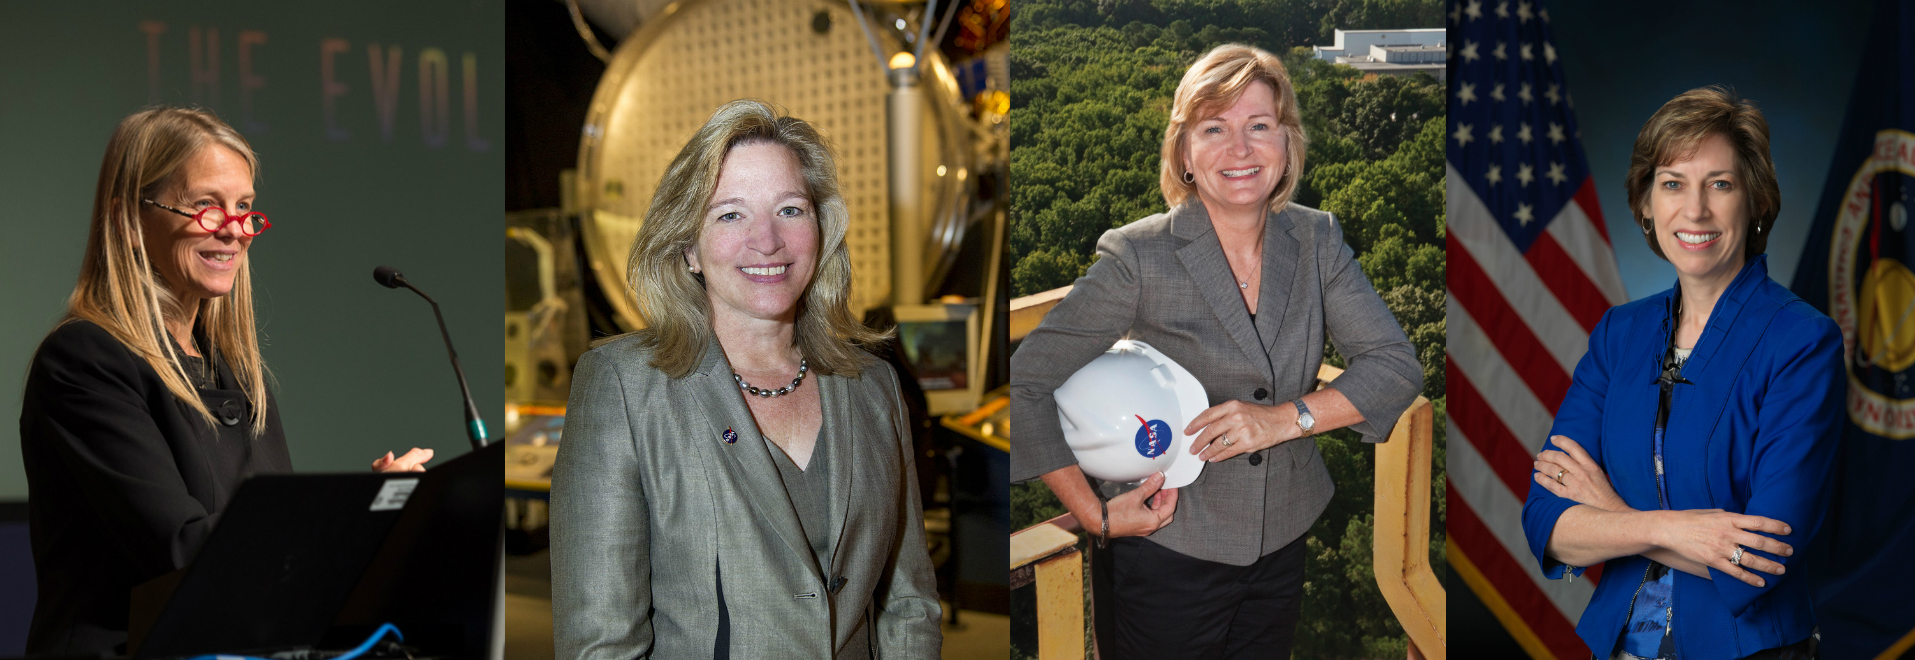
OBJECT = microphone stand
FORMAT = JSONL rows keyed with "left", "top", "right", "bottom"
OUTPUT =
{"left": 375, "top": 266, "right": 490, "bottom": 450}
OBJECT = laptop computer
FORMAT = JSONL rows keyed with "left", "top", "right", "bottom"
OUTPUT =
{"left": 130, "top": 442, "right": 503, "bottom": 659}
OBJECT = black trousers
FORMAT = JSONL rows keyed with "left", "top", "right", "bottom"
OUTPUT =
{"left": 1092, "top": 532, "right": 1308, "bottom": 659}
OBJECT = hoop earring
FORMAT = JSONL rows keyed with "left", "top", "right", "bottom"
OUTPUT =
{"left": 1183, "top": 170, "right": 1195, "bottom": 184}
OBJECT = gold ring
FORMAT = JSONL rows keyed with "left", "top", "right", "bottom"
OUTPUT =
{"left": 1555, "top": 469, "right": 1566, "bottom": 484}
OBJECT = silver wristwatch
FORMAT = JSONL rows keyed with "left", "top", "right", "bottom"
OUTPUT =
{"left": 1293, "top": 399, "right": 1316, "bottom": 437}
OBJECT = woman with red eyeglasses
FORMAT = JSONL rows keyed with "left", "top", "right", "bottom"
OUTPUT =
{"left": 16, "top": 107, "right": 431, "bottom": 656}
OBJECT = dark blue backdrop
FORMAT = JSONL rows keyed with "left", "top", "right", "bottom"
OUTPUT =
{"left": 1550, "top": 0, "right": 1874, "bottom": 301}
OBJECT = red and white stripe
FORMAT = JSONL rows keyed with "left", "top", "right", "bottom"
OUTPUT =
{"left": 1447, "top": 163, "right": 1627, "bottom": 659}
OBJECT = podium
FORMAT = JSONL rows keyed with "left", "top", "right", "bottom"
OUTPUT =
{"left": 128, "top": 443, "right": 504, "bottom": 659}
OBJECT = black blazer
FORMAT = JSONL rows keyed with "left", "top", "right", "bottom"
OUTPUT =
{"left": 18, "top": 320, "right": 292, "bottom": 655}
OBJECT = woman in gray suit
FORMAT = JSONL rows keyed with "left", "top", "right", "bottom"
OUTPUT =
{"left": 1010, "top": 44, "right": 1423, "bottom": 658}
{"left": 550, "top": 100, "right": 943, "bottom": 659}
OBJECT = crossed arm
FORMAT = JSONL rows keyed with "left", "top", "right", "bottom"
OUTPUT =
{"left": 1532, "top": 436, "right": 1793, "bottom": 588}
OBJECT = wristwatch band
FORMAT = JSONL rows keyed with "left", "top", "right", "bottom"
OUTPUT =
{"left": 1293, "top": 399, "right": 1316, "bottom": 436}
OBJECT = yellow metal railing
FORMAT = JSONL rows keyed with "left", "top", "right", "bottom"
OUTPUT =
{"left": 1009, "top": 364, "right": 1444, "bottom": 659}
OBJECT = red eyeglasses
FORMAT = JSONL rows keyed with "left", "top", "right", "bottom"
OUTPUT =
{"left": 142, "top": 198, "right": 271, "bottom": 236}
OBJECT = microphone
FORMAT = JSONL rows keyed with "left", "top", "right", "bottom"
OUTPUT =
{"left": 373, "top": 265, "right": 489, "bottom": 450}
{"left": 373, "top": 265, "right": 405, "bottom": 289}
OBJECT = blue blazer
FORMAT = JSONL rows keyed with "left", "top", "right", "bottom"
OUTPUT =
{"left": 1521, "top": 255, "right": 1844, "bottom": 660}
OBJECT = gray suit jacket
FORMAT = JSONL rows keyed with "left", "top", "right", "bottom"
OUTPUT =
{"left": 551, "top": 337, "right": 943, "bottom": 659}
{"left": 1010, "top": 202, "right": 1423, "bottom": 566}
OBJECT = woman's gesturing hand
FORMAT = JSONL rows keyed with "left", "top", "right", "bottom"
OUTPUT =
{"left": 1532, "top": 435, "right": 1629, "bottom": 512}
{"left": 1185, "top": 400, "right": 1293, "bottom": 463}
{"left": 1652, "top": 509, "right": 1795, "bottom": 587}
{"left": 1105, "top": 472, "right": 1179, "bottom": 538}
{"left": 373, "top": 447, "right": 433, "bottom": 472}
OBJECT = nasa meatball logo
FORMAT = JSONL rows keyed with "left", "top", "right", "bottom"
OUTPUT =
{"left": 1829, "top": 129, "right": 1915, "bottom": 438}
{"left": 1133, "top": 415, "right": 1172, "bottom": 458}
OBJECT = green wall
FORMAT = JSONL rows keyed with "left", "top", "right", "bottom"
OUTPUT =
{"left": 0, "top": 3, "right": 504, "bottom": 499}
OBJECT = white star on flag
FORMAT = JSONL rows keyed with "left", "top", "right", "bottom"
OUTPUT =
{"left": 1496, "top": 1, "right": 1510, "bottom": 18}
{"left": 1547, "top": 161, "right": 1568, "bottom": 186}
{"left": 1465, "top": 0, "right": 1482, "bottom": 19}
{"left": 1494, "top": 41, "right": 1508, "bottom": 60}
{"left": 1518, "top": 122, "right": 1534, "bottom": 144}
{"left": 1517, "top": 162, "right": 1535, "bottom": 186}
{"left": 1518, "top": 0, "right": 1534, "bottom": 22}
{"left": 1521, "top": 42, "right": 1534, "bottom": 60}
{"left": 1514, "top": 202, "right": 1535, "bottom": 224}
{"left": 1547, "top": 122, "right": 1566, "bottom": 145}
{"left": 1546, "top": 82, "right": 1562, "bottom": 105}
{"left": 1487, "top": 164, "right": 1503, "bottom": 185}
{"left": 1453, "top": 123, "right": 1475, "bottom": 147}
{"left": 1519, "top": 82, "right": 1534, "bottom": 104}
{"left": 1462, "top": 40, "right": 1481, "bottom": 62}
{"left": 1458, "top": 81, "right": 1478, "bottom": 106}
{"left": 1489, "top": 124, "right": 1505, "bottom": 143}
{"left": 1492, "top": 82, "right": 1506, "bottom": 102}
{"left": 1544, "top": 41, "right": 1558, "bottom": 65}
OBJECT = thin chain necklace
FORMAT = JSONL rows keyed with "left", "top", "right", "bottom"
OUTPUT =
{"left": 1223, "top": 221, "right": 1264, "bottom": 290}
{"left": 734, "top": 359, "right": 808, "bottom": 397}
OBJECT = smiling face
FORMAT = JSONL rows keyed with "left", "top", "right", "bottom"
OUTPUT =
{"left": 686, "top": 141, "right": 820, "bottom": 325}
{"left": 138, "top": 145, "right": 256, "bottom": 303}
{"left": 1184, "top": 79, "right": 1289, "bottom": 219}
{"left": 1647, "top": 132, "right": 1749, "bottom": 288}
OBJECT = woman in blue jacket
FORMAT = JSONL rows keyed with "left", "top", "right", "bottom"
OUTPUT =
{"left": 1521, "top": 86, "right": 1843, "bottom": 660}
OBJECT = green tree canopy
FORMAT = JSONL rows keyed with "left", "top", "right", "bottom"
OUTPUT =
{"left": 1009, "top": 2, "right": 1445, "bottom": 657}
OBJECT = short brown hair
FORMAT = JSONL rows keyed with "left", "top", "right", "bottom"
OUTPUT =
{"left": 1160, "top": 44, "right": 1309, "bottom": 211}
{"left": 1625, "top": 86, "right": 1779, "bottom": 261}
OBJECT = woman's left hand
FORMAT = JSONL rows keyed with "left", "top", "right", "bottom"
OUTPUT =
{"left": 1533, "top": 435, "right": 1629, "bottom": 512}
{"left": 372, "top": 447, "right": 433, "bottom": 472}
{"left": 1185, "top": 400, "right": 1297, "bottom": 462}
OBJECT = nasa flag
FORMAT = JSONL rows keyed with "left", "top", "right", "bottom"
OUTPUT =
{"left": 1789, "top": 1, "right": 1915, "bottom": 656}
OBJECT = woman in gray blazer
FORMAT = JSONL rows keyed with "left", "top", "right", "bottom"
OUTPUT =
{"left": 1009, "top": 44, "right": 1423, "bottom": 658}
{"left": 550, "top": 100, "right": 943, "bottom": 659}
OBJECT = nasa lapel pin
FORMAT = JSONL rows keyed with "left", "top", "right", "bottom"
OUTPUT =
{"left": 723, "top": 428, "right": 739, "bottom": 444}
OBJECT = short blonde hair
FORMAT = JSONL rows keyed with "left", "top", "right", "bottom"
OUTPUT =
{"left": 624, "top": 99, "right": 888, "bottom": 378}
{"left": 65, "top": 107, "right": 270, "bottom": 435}
{"left": 1625, "top": 85, "right": 1780, "bottom": 261}
{"left": 1160, "top": 44, "right": 1309, "bottom": 211}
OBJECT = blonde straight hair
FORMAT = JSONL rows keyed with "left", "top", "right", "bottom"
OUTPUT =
{"left": 1159, "top": 44, "right": 1310, "bottom": 211}
{"left": 624, "top": 99, "right": 888, "bottom": 378}
{"left": 64, "top": 107, "right": 270, "bottom": 435}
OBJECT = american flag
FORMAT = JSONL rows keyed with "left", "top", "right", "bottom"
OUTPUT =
{"left": 1445, "top": 0, "right": 1629, "bottom": 657}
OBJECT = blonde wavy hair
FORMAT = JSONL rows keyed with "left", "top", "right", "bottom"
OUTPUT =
{"left": 625, "top": 99, "right": 888, "bottom": 378}
{"left": 64, "top": 107, "right": 270, "bottom": 435}
{"left": 1160, "top": 43, "right": 1310, "bottom": 211}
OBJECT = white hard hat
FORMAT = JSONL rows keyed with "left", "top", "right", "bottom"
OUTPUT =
{"left": 1054, "top": 340, "right": 1207, "bottom": 488}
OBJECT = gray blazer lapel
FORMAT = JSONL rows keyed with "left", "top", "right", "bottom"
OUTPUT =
{"left": 687, "top": 343, "right": 822, "bottom": 583}
{"left": 1259, "top": 207, "right": 1300, "bottom": 353}
{"left": 1173, "top": 202, "right": 1272, "bottom": 369}
{"left": 821, "top": 372, "right": 855, "bottom": 577}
